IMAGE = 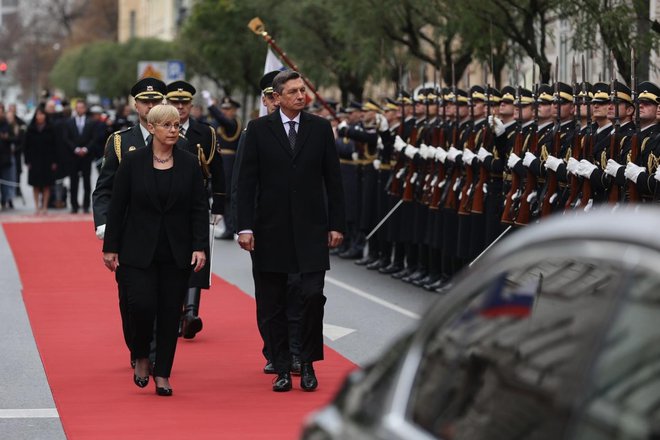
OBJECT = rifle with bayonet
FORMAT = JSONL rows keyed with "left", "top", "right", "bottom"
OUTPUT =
{"left": 429, "top": 80, "right": 447, "bottom": 209}
{"left": 458, "top": 72, "right": 476, "bottom": 215}
{"left": 501, "top": 77, "right": 524, "bottom": 224}
{"left": 628, "top": 48, "right": 641, "bottom": 202}
{"left": 516, "top": 63, "right": 539, "bottom": 225}
{"left": 564, "top": 58, "right": 583, "bottom": 210}
{"left": 541, "top": 60, "right": 562, "bottom": 217}
{"left": 471, "top": 69, "right": 492, "bottom": 215}
{"left": 388, "top": 73, "right": 407, "bottom": 197}
{"left": 442, "top": 64, "right": 462, "bottom": 210}
{"left": 579, "top": 55, "right": 594, "bottom": 207}
{"left": 608, "top": 53, "right": 621, "bottom": 204}
{"left": 401, "top": 87, "right": 420, "bottom": 202}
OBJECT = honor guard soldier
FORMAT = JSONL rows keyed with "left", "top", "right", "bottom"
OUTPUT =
{"left": 575, "top": 82, "right": 613, "bottom": 204}
{"left": 622, "top": 81, "right": 660, "bottom": 200}
{"left": 202, "top": 93, "right": 242, "bottom": 238}
{"left": 579, "top": 82, "right": 635, "bottom": 204}
{"left": 92, "top": 77, "right": 186, "bottom": 366}
{"left": 166, "top": 80, "right": 226, "bottom": 339}
{"left": 334, "top": 101, "right": 364, "bottom": 259}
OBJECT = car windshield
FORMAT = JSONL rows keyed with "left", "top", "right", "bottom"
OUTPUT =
{"left": 407, "top": 255, "right": 621, "bottom": 439}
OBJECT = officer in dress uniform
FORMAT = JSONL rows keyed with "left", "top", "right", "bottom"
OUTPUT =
{"left": 575, "top": 82, "right": 613, "bottom": 204}
{"left": 621, "top": 81, "right": 660, "bottom": 200}
{"left": 92, "top": 77, "right": 186, "bottom": 366}
{"left": 203, "top": 93, "right": 242, "bottom": 238}
{"left": 578, "top": 82, "right": 635, "bottom": 203}
{"left": 166, "top": 80, "right": 226, "bottom": 339}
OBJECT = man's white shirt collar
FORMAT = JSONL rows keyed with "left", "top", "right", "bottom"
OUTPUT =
{"left": 181, "top": 119, "right": 190, "bottom": 134}
{"left": 280, "top": 110, "right": 301, "bottom": 131}
{"left": 140, "top": 124, "right": 151, "bottom": 144}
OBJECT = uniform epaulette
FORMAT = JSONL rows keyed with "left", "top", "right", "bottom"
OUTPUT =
{"left": 116, "top": 127, "right": 132, "bottom": 134}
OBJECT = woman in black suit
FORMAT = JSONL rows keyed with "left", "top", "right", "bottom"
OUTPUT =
{"left": 102, "top": 104, "right": 208, "bottom": 396}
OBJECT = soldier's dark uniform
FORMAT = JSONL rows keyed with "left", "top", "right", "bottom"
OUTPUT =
{"left": 484, "top": 86, "right": 516, "bottom": 244}
{"left": 587, "top": 82, "right": 636, "bottom": 204}
{"left": 208, "top": 97, "right": 242, "bottom": 237}
{"left": 622, "top": 81, "right": 660, "bottom": 201}
{"left": 166, "top": 80, "right": 226, "bottom": 339}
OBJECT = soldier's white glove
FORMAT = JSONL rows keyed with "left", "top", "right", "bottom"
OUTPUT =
{"left": 654, "top": 166, "right": 660, "bottom": 182}
{"left": 373, "top": 159, "right": 381, "bottom": 170}
{"left": 605, "top": 159, "right": 623, "bottom": 177}
{"left": 404, "top": 145, "right": 418, "bottom": 159}
{"left": 577, "top": 159, "right": 597, "bottom": 178}
{"left": 376, "top": 137, "right": 384, "bottom": 151}
{"left": 95, "top": 224, "right": 106, "bottom": 240}
{"left": 624, "top": 162, "right": 645, "bottom": 183}
{"left": 447, "top": 146, "right": 462, "bottom": 162}
{"left": 375, "top": 113, "right": 388, "bottom": 132}
{"left": 507, "top": 152, "right": 521, "bottom": 170}
{"left": 566, "top": 157, "right": 580, "bottom": 175}
{"left": 523, "top": 152, "right": 537, "bottom": 168}
{"left": 462, "top": 148, "right": 476, "bottom": 165}
{"left": 337, "top": 120, "right": 348, "bottom": 131}
{"left": 351, "top": 152, "right": 359, "bottom": 161}
{"left": 477, "top": 146, "right": 492, "bottom": 162}
{"left": 435, "top": 147, "right": 447, "bottom": 163}
{"left": 212, "top": 214, "right": 223, "bottom": 225}
{"left": 419, "top": 143, "right": 429, "bottom": 159}
{"left": 201, "top": 90, "right": 214, "bottom": 107}
{"left": 488, "top": 115, "right": 505, "bottom": 137}
{"left": 427, "top": 146, "right": 437, "bottom": 159}
{"left": 544, "top": 155, "right": 562, "bottom": 172}
{"left": 393, "top": 136, "right": 407, "bottom": 152}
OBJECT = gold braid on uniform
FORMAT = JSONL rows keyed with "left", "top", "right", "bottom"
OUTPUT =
{"left": 114, "top": 133, "right": 122, "bottom": 163}
{"left": 197, "top": 125, "right": 218, "bottom": 179}
{"left": 218, "top": 118, "right": 242, "bottom": 142}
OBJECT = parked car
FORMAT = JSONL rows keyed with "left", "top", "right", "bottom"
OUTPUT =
{"left": 302, "top": 207, "right": 660, "bottom": 440}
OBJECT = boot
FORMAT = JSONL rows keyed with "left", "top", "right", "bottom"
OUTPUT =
{"left": 181, "top": 287, "right": 203, "bottom": 339}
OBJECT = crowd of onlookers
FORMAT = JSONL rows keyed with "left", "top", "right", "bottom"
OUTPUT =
{"left": 0, "top": 98, "right": 219, "bottom": 215}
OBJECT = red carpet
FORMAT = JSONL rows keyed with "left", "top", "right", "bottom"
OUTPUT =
{"left": 3, "top": 221, "right": 356, "bottom": 439}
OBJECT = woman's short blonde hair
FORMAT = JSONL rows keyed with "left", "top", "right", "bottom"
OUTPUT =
{"left": 147, "top": 104, "right": 179, "bottom": 126}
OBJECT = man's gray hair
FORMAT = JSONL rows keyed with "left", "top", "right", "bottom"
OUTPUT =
{"left": 272, "top": 70, "right": 302, "bottom": 94}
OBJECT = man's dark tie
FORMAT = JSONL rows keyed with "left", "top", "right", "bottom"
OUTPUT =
{"left": 179, "top": 125, "right": 185, "bottom": 136}
{"left": 287, "top": 121, "right": 297, "bottom": 150}
{"left": 146, "top": 134, "right": 152, "bottom": 145}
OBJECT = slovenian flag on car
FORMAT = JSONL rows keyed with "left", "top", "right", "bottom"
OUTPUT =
{"left": 478, "top": 272, "right": 540, "bottom": 318}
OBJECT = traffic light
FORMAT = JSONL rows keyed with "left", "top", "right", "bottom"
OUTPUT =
{"left": 0, "top": 62, "right": 7, "bottom": 75}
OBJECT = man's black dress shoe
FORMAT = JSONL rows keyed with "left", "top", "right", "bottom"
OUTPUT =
{"left": 182, "top": 315, "right": 203, "bottom": 339}
{"left": 291, "top": 355, "right": 301, "bottom": 376}
{"left": 354, "top": 255, "right": 377, "bottom": 266}
{"left": 273, "top": 372, "right": 292, "bottom": 392}
{"left": 133, "top": 374, "right": 149, "bottom": 388}
{"left": 402, "top": 270, "right": 427, "bottom": 283}
{"left": 424, "top": 277, "right": 448, "bottom": 291}
{"left": 378, "top": 262, "right": 403, "bottom": 274}
{"left": 338, "top": 248, "right": 362, "bottom": 259}
{"left": 300, "top": 363, "right": 318, "bottom": 391}
{"left": 263, "top": 361, "right": 276, "bottom": 374}
{"left": 366, "top": 258, "right": 388, "bottom": 270}
{"left": 391, "top": 267, "right": 412, "bottom": 279}
{"left": 418, "top": 274, "right": 441, "bottom": 288}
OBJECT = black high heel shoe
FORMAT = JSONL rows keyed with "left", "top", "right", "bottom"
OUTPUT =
{"left": 154, "top": 377, "right": 173, "bottom": 396}
{"left": 133, "top": 374, "right": 149, "bottom": 388}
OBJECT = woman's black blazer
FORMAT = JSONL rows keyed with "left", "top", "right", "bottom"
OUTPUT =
{"left": 103, "top": 145, "right": 209, "bottom": 269}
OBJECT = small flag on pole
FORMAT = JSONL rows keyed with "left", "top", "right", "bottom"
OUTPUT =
{"left": 260, "top": 48, "right": 285, "bottom": 116}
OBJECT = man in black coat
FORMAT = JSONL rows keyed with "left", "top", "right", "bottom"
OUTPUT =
{"left": 166, "top": 80, "right": 226, "bottom": 339}
{"left": 64, "top": 100, "right": 96, "bottom": 213}
{"left": 236, "top": 70, "right": 345, "bottom": 392}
